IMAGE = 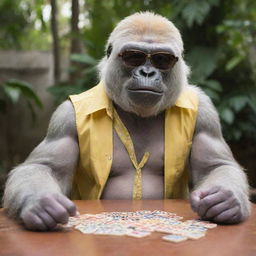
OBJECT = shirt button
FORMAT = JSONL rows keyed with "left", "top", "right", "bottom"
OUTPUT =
{"left": 106, "top": 154, "right": 112, "bottom": 161}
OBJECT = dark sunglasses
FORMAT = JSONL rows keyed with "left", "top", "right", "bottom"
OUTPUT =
{"left": 118, "top": 49, "right": 178, "bottom": 70}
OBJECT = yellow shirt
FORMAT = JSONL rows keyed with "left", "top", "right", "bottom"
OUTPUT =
{"left": 69, "top": 81, "right": 198, "bottom": 199}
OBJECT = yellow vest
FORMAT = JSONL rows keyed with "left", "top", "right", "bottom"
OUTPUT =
{"left": 69, "top": 81, "right": 198, "bottom": 200}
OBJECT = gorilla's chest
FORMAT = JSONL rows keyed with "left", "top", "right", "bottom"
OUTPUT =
{"left": 101, "top": 113, "right": 164, "bottom": 199}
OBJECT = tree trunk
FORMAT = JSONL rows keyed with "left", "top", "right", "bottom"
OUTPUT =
{"left": 50, "top": 0, "right": 61, "bottom": 84}
{"left": 71, "top": 0, "right": 82, "bottom": 54}
{"left": 70, "top": 0, "right": 82, "bottom": 82}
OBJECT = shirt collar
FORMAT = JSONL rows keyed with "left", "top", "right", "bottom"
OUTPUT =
{"left": 84, "top": 80, "right": 113, "bottom": 118}
{"left": 174, "top": 88, "right": 198, "bottom": 110}
{"left": 86, "top": 81, "right": 196, "bottom": 116}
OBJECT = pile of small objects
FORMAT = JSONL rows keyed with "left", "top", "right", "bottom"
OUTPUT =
{"left": 65, "top": 210, "right": 217, "bottom": 243}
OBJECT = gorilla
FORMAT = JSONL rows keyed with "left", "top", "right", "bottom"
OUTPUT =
{"left": 3, "top": 12, "right": 250, "bottom": 231}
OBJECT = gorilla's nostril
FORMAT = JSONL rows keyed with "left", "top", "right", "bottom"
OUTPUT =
{"left": 139, "top": 68, "right": 156, "bottom": 78}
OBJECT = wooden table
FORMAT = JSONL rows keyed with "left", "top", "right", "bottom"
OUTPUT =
{"left": 0, "top": 200, "right": 255, "bottom": 256}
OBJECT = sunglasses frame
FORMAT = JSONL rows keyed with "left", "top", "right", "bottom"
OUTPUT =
{"left": 118, "top": 49, "right": 179, "bottom": 70}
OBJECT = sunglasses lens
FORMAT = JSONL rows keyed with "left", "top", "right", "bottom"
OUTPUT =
{"left": 152, "top": 53, "right": 177, "bottom": 70}
{"left": 121, "top": 51, "right": 146, "bottom": 67}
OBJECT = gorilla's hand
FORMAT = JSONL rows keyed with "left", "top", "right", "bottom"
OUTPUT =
{"left": 190, "top": 186, "right": 242, "bottom": 224}
{"left": 20, "top": 193, "right": 77, "bottom": 231}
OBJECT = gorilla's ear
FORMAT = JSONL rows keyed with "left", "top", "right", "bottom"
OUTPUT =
{"left": 106, "top": 44, "right": 113, "bottom": 58}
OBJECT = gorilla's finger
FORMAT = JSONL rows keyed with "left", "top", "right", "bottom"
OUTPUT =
{"left": 22, "top": 211, "right": 48, "bottom": 231}
{"left": 189, "top": 191, "right": 201, "bottom": 212}
{"left": 197, "top": 190, "right": 228, "bottom": 217}
{"left": 37, "top": 210, "right": 57, "bottom": 230}
{"left": 55, "top": 194, "right": 77, "bottom": 216}
{"left": 190, "top": 186, "right": 221, "bottom": 212}
{"left": 44, "top": 201, "right": 70, "bottom": 224}
{"left": 213, "top": 205, "right": 240, "bottom": 224}
{"left": 225, "top": 212, "right": 242, "bottom": 224}
{"left": 203, "top": 197, "right": 238, "bottom": 220}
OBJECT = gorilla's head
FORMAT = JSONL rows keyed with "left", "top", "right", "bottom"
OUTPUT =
{"left": 98, "top": 12, "right": 190, "bottom": 117}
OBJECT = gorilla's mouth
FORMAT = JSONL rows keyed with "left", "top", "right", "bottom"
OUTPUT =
{"left": 128, "top": 87, "right": 163, "bottom": 95}
{"left": 127, "top": 87, "right": 163, "bottom": 107}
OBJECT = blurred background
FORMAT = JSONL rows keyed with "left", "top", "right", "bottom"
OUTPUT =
{"left": 0, "top": 0, "right": 255, "bottom": 203}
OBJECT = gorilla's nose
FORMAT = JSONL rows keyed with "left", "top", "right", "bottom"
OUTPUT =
{"left": 138, "top": 66, "right": 157, "bottom": 78}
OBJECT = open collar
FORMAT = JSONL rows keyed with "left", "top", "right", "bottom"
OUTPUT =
{"left": 84, "top": 81, "right": 197, "bottom": 116}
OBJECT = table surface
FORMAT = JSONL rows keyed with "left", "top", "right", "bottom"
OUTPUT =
{"left": 0, "top": 200, "right": 255, "bottom": 256}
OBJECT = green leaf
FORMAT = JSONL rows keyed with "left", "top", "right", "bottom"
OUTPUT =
{"left": 81, "top": 66, "right": 97, "bottom": 76}
{"left": 203, "top": 88, "right": 220, "bottom": 101}
{"left": 47, "top": 85, "right": 84, "bottom": 104}
{"left": 220, "top": 108, "right": 234, "bottom": 124}
{"left": 225, "top": 56, "right": 243, "bottom": 71}
{"left": 3, "top": 85, "right": 20, "bottom": 104}
{"left": 181, "top": 1, "right": 211, "bottom": 27}
{"left": 228, "top": 96, "right": 248, "bottom": 112}
{"left": 186, "top": 47, "right": 221, "bottom": 83}
{"left": 70, "top": 54, "right": 98, "bottom": 66}
{"left": 4, "top": 79, "right": 43, "bottom": 109}
{"left": 248, "top": 96, "right": 256, "bottom": 112}
{"left": 204, "top": 80, "right": 222, "bottom": 92}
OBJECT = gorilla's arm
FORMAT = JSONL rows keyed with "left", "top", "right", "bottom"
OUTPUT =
{"left": 189, "top": 88, "right": 250, "bottom": 224}
{"left": 3, "top": 101, "right": 79, "bottom": 230}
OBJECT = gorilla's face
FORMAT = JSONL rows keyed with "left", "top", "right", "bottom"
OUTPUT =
{"left": 119, "top": 44, "right": 178, "bottom": 106}
{"left": 103, "top": 41, "right": 185, "bottom": 117}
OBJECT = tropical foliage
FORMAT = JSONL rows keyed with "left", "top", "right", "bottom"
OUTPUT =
{"left": 1, "top": 0, "right": 256, "bottom": 144}
{"left": 0, "top": 79, "right": 43, "bottom": 120}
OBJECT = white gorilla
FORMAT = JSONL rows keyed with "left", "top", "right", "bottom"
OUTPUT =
{"left": 3, "top": 12, "right": 250, "bottom": 231}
